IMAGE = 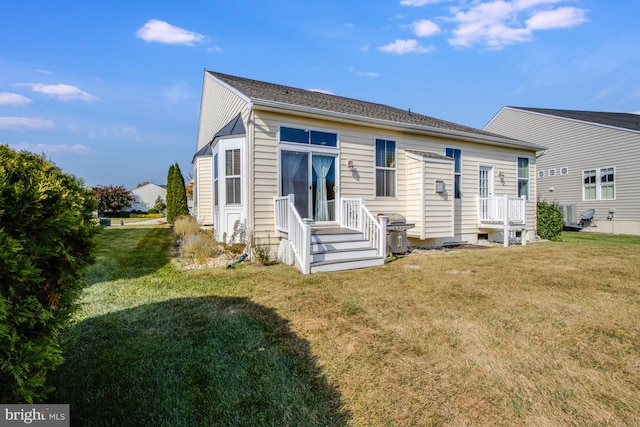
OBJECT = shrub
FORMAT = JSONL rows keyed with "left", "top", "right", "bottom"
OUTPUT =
{"left": 181, "top": 232, "right": 223, "bottom": 264}
{"left": 0, "top": 145, "right": 96, "bottom": 403}
{"left": 537, "top": 199, "right": 565, "bottom": 239}
{"left": 172, "top": 215, "right": 201, "bottom": 241}
{"left": 166, "top": 163, "right": 188, "bottom": 224}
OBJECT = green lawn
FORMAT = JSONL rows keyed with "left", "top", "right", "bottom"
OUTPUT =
{"left": 51, "top": 227, "right": 640, "bottom": 426}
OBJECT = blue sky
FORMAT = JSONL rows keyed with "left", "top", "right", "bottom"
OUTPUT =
{"left": 1, "top": 0, "right": 638, "bottom": 189}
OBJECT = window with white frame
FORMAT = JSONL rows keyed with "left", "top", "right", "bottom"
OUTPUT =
{"left": 375, "top": 138, "right": 396, "bottom": 197}
{"left": 280, "top": 126, "right": 338, "bottom": 147}
{"left": 225, "top": 149, "right": 241, "bottom": 205}
{"left": 518, "top": 157, "right": 530, "bottom": 199}
{"left": 213, "top": 153, "right": 219, "bottom": 207}
{"left": 446, "top": 148, "right": 462, "bottom": 199}
{"left": 584, "top": 167, "right": 615, "bottom": 200}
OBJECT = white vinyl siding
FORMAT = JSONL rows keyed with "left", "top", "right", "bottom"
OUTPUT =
{"left": 406, "top": 153, "right": 455, "bottom": 239}
{"left": 195, "top": 73, "right": 250, "bottom": 151}
{"left": 194, "top": 157, "right": 213, "bottom": 225}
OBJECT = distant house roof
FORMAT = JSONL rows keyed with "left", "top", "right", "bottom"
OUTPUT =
{"left": 208, "top": 71, "right": 538, "bottom": 146}
{"left": 508, "top": 107, "right": 640, "bottom": 132}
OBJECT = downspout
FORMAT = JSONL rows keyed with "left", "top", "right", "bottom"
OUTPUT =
{"left": 227, "top": 102, "right": 255, "bottom": 270}
{"left": 247, "top": 101, "right": 255, "bottom": 251}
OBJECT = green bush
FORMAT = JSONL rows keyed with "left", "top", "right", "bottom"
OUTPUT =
{"left": 0, "top": 145, "right": 96, "bottom": 403}
{"left": 537, "top": 199, "right": 565, "bottom": 240}
{"left": 166, "top": 163, "right": 189, "bottom": 224}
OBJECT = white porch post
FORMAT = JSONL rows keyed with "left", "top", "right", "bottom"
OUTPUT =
{"left": 521, "top": 196, "right": 527, "bottom": 246}
{"left": 358, "top": 197, "right": 365, "bottom": 233}
{"left": 301, "top": 218, "right": 313, "bottom": 274}
{"left": 378, "top": 215, "right": 388, "bottom": 258}
{"left": 503, "top": 194, "right": 510, "bottom": 247}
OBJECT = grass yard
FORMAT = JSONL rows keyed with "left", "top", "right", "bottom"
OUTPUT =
{"left": 51, "top": 227, "right": 640, "bottom": 426}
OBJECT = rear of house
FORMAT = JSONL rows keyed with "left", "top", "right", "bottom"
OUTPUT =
{"left": 486, "top": 107, "right": 640, "bottom": 235}
{"left": 194, "top": 72, "right": 544, "bottom": 273}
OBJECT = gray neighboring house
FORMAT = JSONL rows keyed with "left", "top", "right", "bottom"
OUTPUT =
{"left": 128, "top": 183, "right": 166, "bottom": 212}
{"left": 485, "top": 107, "right": 640, "bottom": 235}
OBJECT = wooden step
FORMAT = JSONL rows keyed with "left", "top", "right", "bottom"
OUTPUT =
{"left": 310, "top": 256, "right": 385, "bottom": 273}
{"left": 311, "top": 239, "right": 371, "bottom": 252}
{"left": 311, "top": 246, "right": 378, "bottom": 263}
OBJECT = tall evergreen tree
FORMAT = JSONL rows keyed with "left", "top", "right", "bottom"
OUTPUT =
{"left": 166, "top": 163, "right": 189, "bottom": 223}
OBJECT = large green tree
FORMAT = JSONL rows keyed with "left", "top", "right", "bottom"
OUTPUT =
{"left": 166, "top": 163, "right": 189, "bottom": 223}
{"left": 0, "top": 145, "right": 96, "bottom": 402}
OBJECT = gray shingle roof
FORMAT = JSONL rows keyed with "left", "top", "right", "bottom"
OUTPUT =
{"left": 509, "top": 107, "right": 640, "bottom": 132}
{"left": 209, "top": 71, "right": 508, "bottom": 139}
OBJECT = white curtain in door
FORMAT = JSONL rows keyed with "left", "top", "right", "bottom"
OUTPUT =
{"left": 282, "top": 152, "right": 303, "bottom": 196}
{"left": 312, "top": 156, "right": 333, "bottom": 221}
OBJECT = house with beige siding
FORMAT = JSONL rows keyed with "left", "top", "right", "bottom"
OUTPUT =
{"left": 485, "top": 107, "right": 640, "bottom": 236}
{"left": 193, "top": 72, "right": 545, "bottom": 273}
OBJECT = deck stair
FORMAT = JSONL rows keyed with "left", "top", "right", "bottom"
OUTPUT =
{"left": 309, "top": 227, "right": 384, "bottom": 273}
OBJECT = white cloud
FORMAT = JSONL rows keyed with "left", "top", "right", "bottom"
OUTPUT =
{"left": 163, "top": 82, "right": 191, "bottom": 103}
{"left": 631, "top": 111, "right": 640, "bottom": 115}
{"left": 136, "top": 19, "right": 207, "bottom": 46}
{"left": 526, "top": 7, "right": 588, "bottom": 30}
{"left": 207, "top": 46, "right": 223, "bottom": 53}
{"left": 400, "top": 0, "right": 444, "bottom": 6}
{"left": 36, "top": 68, "right": 53, "bottom": 74}
{"left": 0, "top": 117, "right": 54, "bottom": 130}
{"left": 347, "top": 66, "right": 380, "bottom": 77}
{"left": 0, "top": 92, "right": 31, "bottom": 106}
{"left": 19, "top": 83, "right": 97, "bottom": 101}
{"left": 447, "top": 1, "right": 589, "bottom": 49}
{"left": 379, "top": 39, "right": 434, "bottom": 54}
{"left": 11, "top": 143, "right": 92, "bottom": 155}
{"left": 413, "top": 19, "right": 441, "bottom": 37}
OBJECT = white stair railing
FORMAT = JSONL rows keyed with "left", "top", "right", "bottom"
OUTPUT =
{"left": 340, "top": 198, "right": 387, "bottom": 257}
{"left": 274, "top": 194, "right": 312, "bottom": 274}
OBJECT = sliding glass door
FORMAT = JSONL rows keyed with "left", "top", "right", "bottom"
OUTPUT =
{"left": 281, "top": 151, "right": 336, "bottom": 222}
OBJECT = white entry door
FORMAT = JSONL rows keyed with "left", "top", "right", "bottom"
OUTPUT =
{"left": 479, "top": 166, "right": 494, "bottom": 198}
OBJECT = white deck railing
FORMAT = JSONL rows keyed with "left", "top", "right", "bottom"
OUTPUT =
{"left": 477, "top": 195, "right": 526, "bottom": 225}
{"left": 477, "top": 195, "right": 527, "bottom": 246}
{"left": 340, "top": 198, "right": 387, "bottom": 257}
{"left": 274, "top": 194, "right": 312, "bottom": 273}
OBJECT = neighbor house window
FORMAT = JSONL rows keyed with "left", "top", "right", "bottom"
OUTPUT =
{"left": 446, "top": 148, "right": 462, "bottom": 199}
{"left": 213, "top": 153, "right": 219, "bottom": 207}
{"left": 280, "top": 126, "right": 337, "bottom": 147}
{"left": 225, "top": 149, "right": 241, "bottom": 205}
{"left": 375, "top": 138, "right": 396, "bottom": 197}
{"left": 518, "top": 157, "right": 530, "bottom": 199}
{"left": 584, "top": 167, "right": 615, "bottom": 200}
